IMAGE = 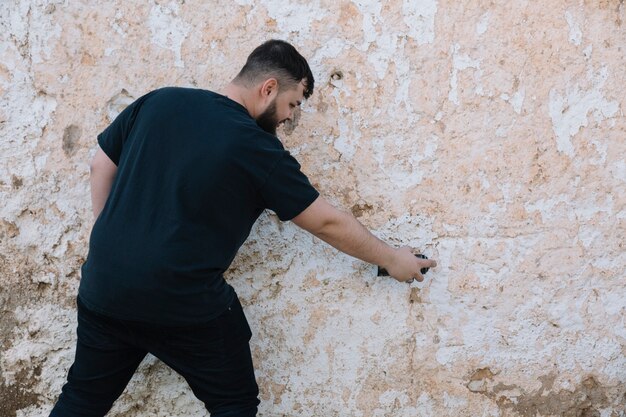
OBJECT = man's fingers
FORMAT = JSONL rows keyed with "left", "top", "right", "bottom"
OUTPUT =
{"left": 411, "top": 258, "right": 436, "bottom": 282}
{"left": 405, "top": 272, "right": 424, "bottom": 283}
{"left": 417, "top": 259, "right": 437, "bottom": 269}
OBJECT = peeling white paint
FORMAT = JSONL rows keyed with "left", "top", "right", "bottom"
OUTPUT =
{"left": 1, "top": 304, "right": 75, "bottom": 391}
{"left": 443, "top": 391, "right": 468, "bottom": 409}
{"left": 510, "top": 88, "right": 525, "bottom": 114}
{"left": 476, "top": 12, "right": 490, "bottom": 35}
{"left": 525, "top": 194, "right": 613, "bottom": 224}
{"left": 148, "top": 2, "right": 190, "bottom": 68}
{"left": 110, "top": 9, "right": 128, "bottom": 38}
{"left": 612, "top": 160, "right": 626, "bottom": 183}
{"left": 368, "top": 31, "right": 398, "bottom": 79}
{"left": 589, "top": 138, "right": 607, "bottom": 165}
{"left": 573, "top": 194, "right": 613, "bottom": 222}
{"left": 333, "top": 114, "right": 362, "bottom": 161}
{"left": 602, "top": 291, "right": 626, "bottom": 316}
{"left": 389, "top": 37, "right": 415, "bottom": 115}
{"left": 501, "top": 89, "right": 525, "bottom": 114}
{"left": 352, "top": 0, "right": 383, "bottom": 47}
{"left": 402, "top": 0, "right": 438, "bottom": 45}
{"left": 577, "top": 224, "right": 601, "bottom": 249}
{"left": 375, "top": 214, "right": 437, "bottom": 250}
{"left": 0, "top": 75, "right": 57, "bottom": 219}
{"left": 415, "top": 393, "right": 435, "bottom": 415}
{"left": 565, "top": 10, "right": 582, "bottom": 46}
{"left": 548, "top": 67, "right": 618, "bottom": 157}
{"left": 260, "top": 0, "right": 327, "bottom": 39}
{"left": 309, "top": 37, "right": 345, "bottom": 76}
{"left": 372, "top": 134, "right": 439, "bottom": 187}
{"left": 29, "top": 6, "right": 62, "bottom": 65}
{"left": 449, "top": 44, "right": 483, "bottom": 105}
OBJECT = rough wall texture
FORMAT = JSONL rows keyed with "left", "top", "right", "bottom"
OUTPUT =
{"left": 1, "top": 1, "right": 625, "bottom": 416}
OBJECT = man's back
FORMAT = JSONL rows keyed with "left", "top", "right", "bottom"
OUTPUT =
{"left": 78, "top": 87, "right": 318, "bottom": 325}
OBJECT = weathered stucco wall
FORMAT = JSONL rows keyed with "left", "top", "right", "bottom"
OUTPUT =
{"left": 1, "top": 1, "right": 625, "bottom": 416}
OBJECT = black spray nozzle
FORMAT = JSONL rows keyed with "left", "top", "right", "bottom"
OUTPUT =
{"left": 377, "top": 254, "right": 429, "bottom": 277}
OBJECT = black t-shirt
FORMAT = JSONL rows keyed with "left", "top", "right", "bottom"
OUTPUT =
{"left": 78, "top": 87, "right": 319, "bottom": 325}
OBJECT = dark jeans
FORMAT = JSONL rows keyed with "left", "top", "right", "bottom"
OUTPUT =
{"left": 49, "top": 295, "right": 259, "bottom": 417}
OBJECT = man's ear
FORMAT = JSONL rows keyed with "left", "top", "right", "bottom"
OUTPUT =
{"left": 260, "top": 78, "right": 278, "bottom": 99}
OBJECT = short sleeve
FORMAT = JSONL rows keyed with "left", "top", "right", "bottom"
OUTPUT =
{"left": 97, "top": 91, "right": 154, "bottom": 165}
{"left": 259, "top": 152, "right": 319, "bottom": 221}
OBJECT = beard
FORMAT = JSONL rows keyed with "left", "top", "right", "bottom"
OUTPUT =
{"left": 256, "top": 98, "right": 279, "bottom": 135}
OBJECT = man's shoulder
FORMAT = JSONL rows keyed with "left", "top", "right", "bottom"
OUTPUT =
{"left": 146, "top": 86, "right": 212, "bottom": 100}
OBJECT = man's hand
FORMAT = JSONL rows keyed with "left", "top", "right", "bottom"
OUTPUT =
{"left": 382, "top": 246, "right": 437, "bottom": 283}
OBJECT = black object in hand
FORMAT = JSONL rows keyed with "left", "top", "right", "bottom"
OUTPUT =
{"left": 377, "top": 254, "right": 429, "bottom": 277}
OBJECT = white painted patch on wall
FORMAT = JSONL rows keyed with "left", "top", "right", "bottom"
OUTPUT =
{"left": 476, "top": 12, "right": 490, "bottom": 35}
{"left": 352, "top": 0, "right": 383, "bottom": 47}
{"left": 423, "top": 236, "right": 468, "bottom": 333}
{"left": 309, "top": 37, "right": 345, "bottom": 77}
{"left": 387, "top": 37, "right": 416, "bottom": 115}
{"left": 333, "top": 115, "right": 362, "bottom": 161}
{"left": 0, "top": 29, "right": 57, "bottom": 218}
{"left": 525, "top": 193, "right": 609, "bottom": 224}
{"left": 111, "top": 9, "right": 128, "bottom": 38}
{"left": 443, "top": 391, "right": 468, "bottom": 408}
{"left": 524, "top": 194, "right": 569, "bottom": 223}
{"left": 589, "top": 138, "right": 608, "bottom": 165}
{"left": 602, "top": 291, "right": 626, "bottom": 317}
{"left": 573, "top": 194, "right": 613, "bottom": 222}
{"left": 1, "top": 304, "right": 75, "bottom": 397}
{"left": 378, "top": 390, "right": 411, "bottom": 410}
{"left": 260, "top": 0, "right": 327, "bottom": 40}
{"left": 372, "top": 134, "right": 439, "bottom": 187}
{"left": 449, "top": 44, "right": 483, "bottom": 105}
{"left": 611, "top": 160, "right": 626, "bottom": 183}
{"left": 501, "top": 88, "right": 525, "bottom": 114}
{"left": 435, "top": 346, "right": 456, "bottom": 366}
{"left": 402, "top": 0, "right": 438, "bottom": 45}
{"left": 415, "top": 392, "right": 435, "bottom": 415}
{"left": 106, "top": 90, "right": 135, "bottom": 122}
{"left": 367, "top": 31, "right": 399, "bottom": 79}
{"left": 148, "top": 2, "right": 190, "bottom": 68}
{"left": 548, "top": 66, "right": 619, "bottom": 157}
{"left": 577, "top": 224, "right": 601, "bottom": 249}
{"left": 375, "top": 213, "right": 437, "bottom": 251}
{"left": 30, "top": 7, "right": 62, "bottom": 64}
{"left": 565, "top": 10, "right": 582, "bottom": 46}
{"left": 510, "top": 88, "right": 525, "bottom": 114}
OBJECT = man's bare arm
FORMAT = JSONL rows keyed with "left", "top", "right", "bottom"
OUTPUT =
{"left": 292, "top": 196, "right": 436, "bottom": 282}
{"left": 90, "top": 147, "right": 117, "bottom": 219}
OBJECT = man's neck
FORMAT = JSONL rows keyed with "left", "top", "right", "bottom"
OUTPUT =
{"left": 221, "top": 83, "right": 253, "bottom": 117}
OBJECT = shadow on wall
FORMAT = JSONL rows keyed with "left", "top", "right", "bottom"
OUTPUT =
{"left": 466, "top": 368, "right": 626, "bottom": 417}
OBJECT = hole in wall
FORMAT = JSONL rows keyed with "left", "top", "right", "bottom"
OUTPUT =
{"left": 330, "top": 70, "right": 343, "bottom": 81}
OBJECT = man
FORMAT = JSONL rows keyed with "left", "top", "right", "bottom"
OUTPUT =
{"left": 50, "top": 40, "right": 436, "bottom": 417}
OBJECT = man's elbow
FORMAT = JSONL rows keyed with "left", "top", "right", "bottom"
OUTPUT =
{"left": 90, "top": 148, "right": 118, "bottom": 177}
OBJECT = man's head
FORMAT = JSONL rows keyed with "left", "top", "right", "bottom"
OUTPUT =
{"left": 233, "top": 40, "right": 315, "bottom": 134}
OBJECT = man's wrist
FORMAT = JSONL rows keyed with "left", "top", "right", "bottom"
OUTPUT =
{"left": 378, "top": 245, "right": 397, "bottom": 271}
